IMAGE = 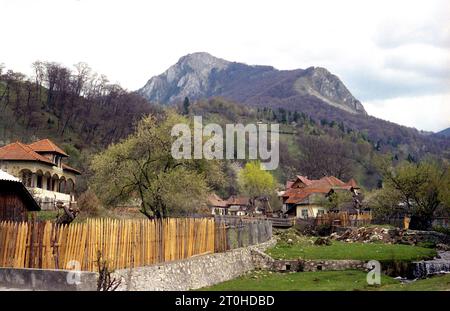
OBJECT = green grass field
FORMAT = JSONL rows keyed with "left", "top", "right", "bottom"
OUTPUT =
{"left": 34, "top": 210, "right": 59, "bottom": 221}
{"left": 200, "top": 270, "right": 450, "bottom": 291}
{"left": 267, "top": 240, "right": 437, "bottom": 262}
{"left": 381, "top": 273, "right": 450, "bottom": 291}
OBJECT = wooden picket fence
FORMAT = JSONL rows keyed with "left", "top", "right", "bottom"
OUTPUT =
{"left": 0, "top": 218, "right": 227, "bottom": 272}
{"left": 315, "top": 212, "right": 372, "bottom": 227}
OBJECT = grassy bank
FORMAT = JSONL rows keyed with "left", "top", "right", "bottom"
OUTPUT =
{"left": 382, "top": 274, "right": 450, "bottom": 291}
{"left": 200, "top": 270, "right": 450, "bottom": 291}
{"left": 267, "top": 239, "right": 437, "bottom": 262}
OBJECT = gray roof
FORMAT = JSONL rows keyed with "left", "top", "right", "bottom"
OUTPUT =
{"left": 0, "top": 169, "right": 20, "bottom": 182}
{"left": 0, "top": 169, "right": 40, "bottom": 211}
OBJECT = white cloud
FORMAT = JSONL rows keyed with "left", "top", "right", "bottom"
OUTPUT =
{"left": 364, "top": 93, "right": 450, "bottom": 132}
{"left": 0, "top": 0, "right": 448, "bottom": 131}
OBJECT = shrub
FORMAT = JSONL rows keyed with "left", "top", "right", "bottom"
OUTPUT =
{"left": 432, "top": 226, "right": 450, "bottom": 236}
{"left": 416, "top": 241, "right": 436, "bottom": 249}
{"left": 315, "top": 223, "right": 332, "bottom": 236}
{"left": 294, "top": 221, "right": 315, "bottom": 236}
{"left": 77, "top": 190, "right": 102, "bottom": 216}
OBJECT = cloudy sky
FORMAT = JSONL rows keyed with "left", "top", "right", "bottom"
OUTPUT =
{"left": 1, "top": 0, "right": 449, "bottom": 132}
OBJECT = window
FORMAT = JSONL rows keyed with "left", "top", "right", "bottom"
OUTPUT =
{"left": 301, "top": 209, "right": 309, "bottom": 218}
{"left": 317, "top": 209, "right": 325, "bottom": 216}
{"left": 59, "top": 180, "right": 66, "bottom": 193}
{"left": 36, "top": 174, "right": 43, "bottom": 188}
{"left": 21, "top": 171, "right": 32, "bottom": 187}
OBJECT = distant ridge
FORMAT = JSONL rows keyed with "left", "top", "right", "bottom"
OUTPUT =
{"left": 139, "top": 52, "right": 367, "bottom": 115}
{"left": 437, "top": 127, "right": 450, "bottom": 137}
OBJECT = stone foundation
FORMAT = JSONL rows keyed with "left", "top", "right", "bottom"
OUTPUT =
{"left": 270, "top": 259, "right": 366, "bottom": 272}
{"left": 0, "top": 268, "right": 97, "bottom": 291}
{"left": 402, "top": 230, "right": 450, "bottom": 246}
{"left": 301, "top": 259, "right": 366, "bottom": 272}
{"left": 113, "top": 238, "right": 276, "bottom": 291}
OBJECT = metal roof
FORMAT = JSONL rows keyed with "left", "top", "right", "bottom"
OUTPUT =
{"left": 0, "top": 169, "right": 20, "bottom": 182}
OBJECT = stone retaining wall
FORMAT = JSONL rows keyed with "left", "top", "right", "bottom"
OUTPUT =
{"left": 268, "top": 259, "right": 366, "bottom": 272}
{"left": 0, "top": 268, "right": 97, "bottom": 291}
{"left": 403, "top": 230, "right": 450, "bottom": 245}
{"left": 302, "top": 259, "right": 366, "bottom": 272}
{"left": 251, "top": 248, "right": 275, "bottom": 270}
{"left": 113, "top": 238, "right": 277, "bottom": 291}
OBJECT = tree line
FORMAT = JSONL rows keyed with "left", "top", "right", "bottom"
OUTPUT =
{"left": 0, "top": 61, "right": 156, "bottom": 148}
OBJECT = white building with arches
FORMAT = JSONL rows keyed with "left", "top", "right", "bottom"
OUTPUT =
{"left": 0, "top": 139, "right": 81, "bottom": 210}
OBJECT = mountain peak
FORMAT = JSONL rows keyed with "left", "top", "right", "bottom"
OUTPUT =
{"left": 178, "top": 51, "right": 228, "bottom": 63}
{"left": 140, "top": 52, "right": 230, "bottom": 103}
{"left": 139, "top": 53, "right": 366, "bottom": 115}
{"left": 175, "top": 52, "right": 230, "bottom": 72}
{"left": 299, "top": 66, "right": 366, "bottom": 114}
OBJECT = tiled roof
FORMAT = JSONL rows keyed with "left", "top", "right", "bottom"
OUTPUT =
{"left": 285, "top": 181, "right": 294, "bottom": 189}
{"left": 285, "top": 193, "right": 310, "bottom": 204}
{"left": 0, "top": 140, "right": 81, "bottom": 175}
{"left": 0, "top": 142, "right": 55, "bottom": 165}
{"left": 346, "top": 178, "right": 359, "bottom": 188}
{"left": 283, "top": 187, "right": 303, "bottom": 197}
{"left": 28, "top": 139, "right": 68, "bottom": 156}
{"left": 62, "top": 163, "right": 82, "bottom": 175}
{"left": 283, "top": 175, "right": 358, "bottom": 205}
{"left": 226, "top": 195, "right": 250, "bottom": 206}
{"left": 296, "top": 175, "right": 313, "bottom": 186}
{"left": 207, "top": 193, "right": 228, "bottom": 208}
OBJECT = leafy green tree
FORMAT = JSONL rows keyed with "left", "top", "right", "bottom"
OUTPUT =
{"left": 322, "top": 191, "right": 354, "bottom": 211}
{"left": 238, "top": 161, "right": 277, "bottom": 213}
{"left": 90, "top": 111, "right": 224, "bottom": 219}
{"left": 364, "top": 187, "right": 403, "bottom": 219}
{"left": 439, "top": 166, "right": 450, "bottom": 211}
{"left": 375, "top": 157, "right": 450, "bottom": 229}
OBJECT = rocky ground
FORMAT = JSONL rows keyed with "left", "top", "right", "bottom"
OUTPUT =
{"left": 330, "top": 226, "right": 450, "bottom": 249}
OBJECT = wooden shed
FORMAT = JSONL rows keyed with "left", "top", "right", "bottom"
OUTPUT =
{"left": 0, "top": 169, "right": 40, "bottom": 221}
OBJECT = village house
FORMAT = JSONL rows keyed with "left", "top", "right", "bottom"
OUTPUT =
{"left": 0, "top": 139, "right": 81, "bottom": 210}
{"left": 207, "top": 193, "right": 229, "bottom": 215}
{"left": 0, "top": 169, "right": 40, "bottom": 221}
{"left": 223, "top": 195, "right": 250, "bottom": 216}
{"left": 207, "top": 194, "right": 251, "bottom": 216}
{"left": 280, "top": 175, "right": 360, "bottom": 219}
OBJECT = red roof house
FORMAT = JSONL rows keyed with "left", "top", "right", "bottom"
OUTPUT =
{"left": 281, "top": 175, "right": 360, "bottom": 218}
{"left": 0, "top": 139, "right": 81, "bottom": 210}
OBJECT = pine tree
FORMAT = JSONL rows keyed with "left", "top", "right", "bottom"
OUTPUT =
{"left": 183, "top": 97, "right": 190, "bottom": 115}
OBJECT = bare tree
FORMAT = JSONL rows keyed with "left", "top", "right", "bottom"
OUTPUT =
{"left": 297, "top": 134, "right": 354, "bottom": 180}
{"left": 96, "top": 251, "right": 121, "bottom": 291}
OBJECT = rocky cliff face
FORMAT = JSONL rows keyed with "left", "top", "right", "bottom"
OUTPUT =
{"left": 139, "top": 52, "right": 367, "bottom": 115}
{"left": 295, "top": 67, "right": 366, "bottom": 114}
{"left": 140, "top": 52, "right": 230, "bottom": 103}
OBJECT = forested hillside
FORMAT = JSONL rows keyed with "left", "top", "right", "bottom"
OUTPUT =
{"left": 0, "top": 62, "right": 160, "bottom": 189}
{"left": 139, "top": 53, "right": 450, "bottom": 159}
{"left": 1, "top": 61, "right": 449, "bottom": 196}
{"left": 184, "top": 98, "right": 450, "bottom": 191}
{"left": 0, "top": 62, "right": 158, "bottom": 146}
